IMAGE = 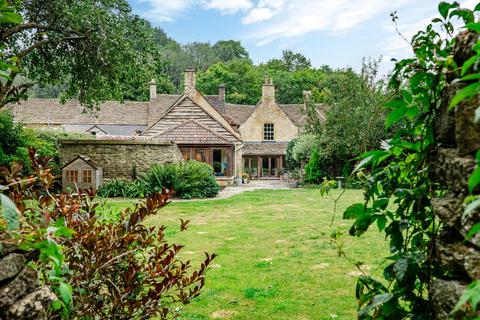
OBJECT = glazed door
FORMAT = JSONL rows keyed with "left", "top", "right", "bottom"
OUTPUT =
{"left": 261, "top": 157, "right": 277, "bottom": 177}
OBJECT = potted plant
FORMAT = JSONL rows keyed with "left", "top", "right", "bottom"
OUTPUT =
{"left": 234, "top": 176, "right": 242, "bottom": 186}
{"left": 242, "top": 172, "right": 249, "bottom": 184}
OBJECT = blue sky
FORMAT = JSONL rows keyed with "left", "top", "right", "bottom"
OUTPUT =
{"left": 128, "top": 0, "right": 478, "bottom": 73}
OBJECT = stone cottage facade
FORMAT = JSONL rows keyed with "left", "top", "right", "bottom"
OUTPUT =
{"left": 11, "top": 69, "right": 325, "bottom": 184}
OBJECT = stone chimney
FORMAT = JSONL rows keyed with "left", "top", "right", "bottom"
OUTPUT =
{"left": 262, "top": 76, "right": 275, "bottom": 105}
{"left": 184, "top": 68, "right": 196, "bottom": 96}
{"left": 219, "top": 84, "right": 225, "bottom": 103}
{"left": 149, "top": 79, "right": 157, "bottom": 101}
{"left": 218, "top": 84, "right": 226, "bottom": 114}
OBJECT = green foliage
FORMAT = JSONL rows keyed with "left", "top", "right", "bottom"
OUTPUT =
{"left": 285, "top": 58, "right": 391, "bottom": 181}
{"left": 337, "top": 3, "right": 480, "bottom": 318}
{"left": 141, "top": 161, "right": 221, "bottom": 199}
{"left": 1, "top": 0, "right": 174, "bottom": 108}
{"left": 196, "top": 59, "right": 262, "bottom": 105}
{"left": 1, "top": 151, "right": 216, "bottom": 319}
{"left": 304, "top": 149, "right": 324, "bottom": 184}
{"left": 97, "top": 179, "right": 149, "bottom": 198}
{"left": 0, "top": 110, "right": 28, "bottom": 167}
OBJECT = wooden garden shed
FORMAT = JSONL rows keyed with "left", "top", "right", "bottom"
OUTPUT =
{"left": 62, "top": 155, "right": 103, "bottom": 192}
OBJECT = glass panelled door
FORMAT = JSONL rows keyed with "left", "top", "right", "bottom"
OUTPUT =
{"left": 261, "top": 157, "right": 277, "bottom": 177}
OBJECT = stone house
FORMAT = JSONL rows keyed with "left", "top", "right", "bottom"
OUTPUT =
{"left": 11, "top": 69, "right": 326, "bottom": 185}
{"left": 61, "top": 155, "right": 102, "bottom": 192}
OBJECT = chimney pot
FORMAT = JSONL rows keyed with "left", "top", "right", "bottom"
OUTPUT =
{"left": 149, "top": 79, "right": 157, "bottom": 101}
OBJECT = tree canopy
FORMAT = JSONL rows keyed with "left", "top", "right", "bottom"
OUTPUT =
{"left": 1, "top": 0, "right": 175, "bottom": 108}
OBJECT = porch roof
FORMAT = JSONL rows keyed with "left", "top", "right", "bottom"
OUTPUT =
{"left": 154, "top": 119, "right": 233, "bottom": 145}
{"left": 243, "top": 142, "right": 288, "bottom": 156}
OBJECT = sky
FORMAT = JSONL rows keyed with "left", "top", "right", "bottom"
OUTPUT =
{"left": 128, "top": 0, "right": 479, "bottom": 73}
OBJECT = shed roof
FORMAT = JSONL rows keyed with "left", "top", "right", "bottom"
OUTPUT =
{"left": 62, "top": 155, "right": 100, "bottom": 170}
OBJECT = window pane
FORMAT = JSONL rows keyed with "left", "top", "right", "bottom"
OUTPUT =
{"left": 83, "top": 170, "right": 92, "bottom": 183}
{"left": 263, "top": 123, "right": 274, "bottom": 141}
{"left": 195, "top": 149, "right": 206, "bottom": 162}
{"left": 180, "top": 148, "right": 190, "bottom": 160}
{"left": 213, "top": 149, "right": 228, "bottom": 176}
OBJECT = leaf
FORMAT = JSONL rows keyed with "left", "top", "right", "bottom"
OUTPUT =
{"left": 344, "top": 203, "right": 365, "bottom": 219}
{"left": 461, "top": 55, "right": 478, "bottom": 76}
{"left": 449, "top": 82, "right": 480, "bottom": 109}
{"left": 466, "top": 222, "right": 480, "bottom": 240}
{"left": 393, "top": 257, "right": 408, "bottom": 282}
{"left": 450, "top": 9, "right": 475, "bottom": 24}
{"left": 466, "top": 22, "right": 480, "bottom": 33}
{"left": 468, "top": 166, "right": 480, "bottom": 193}
{"left": 0, "top": 11, "right": 22, "bottom": 24}
{"left": 376, "top": 215, "right": 387, "bottom": 232}
{"left": 373, "top": 198, "right": 389, "bottom": 211}
{"left": 0, "top": 193, "right": 20, "bottom": 230}
{"left": 359, "top": 293, "right": 394, "bottom": 317}
{"left": 386, "top": 106, "right": 407, "bottom": 128}
{"left": 465, "top": 198, "right": 480, "bottom": 216}
{"left": 438, "top": 1, "right": 457, "bottom": 19}
{"left": 58, "top": 282, "right": 73, "bottom": 305}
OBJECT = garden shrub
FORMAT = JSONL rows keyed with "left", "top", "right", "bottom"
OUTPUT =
{"left": 0, "top": 150, "right": 216, "bottom": 319}
{"left": 304, "top": 149, "right": 325, "bottom": 184}
{"left": 97, "top": 179, "right": 150, "bottom": 198}
{"left": 141, "top": 161, "right": 220, "bottom": 199}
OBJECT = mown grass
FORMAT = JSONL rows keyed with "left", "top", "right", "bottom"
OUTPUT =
{"left": 100, "top": 189, "right": 388, "bottom": 320}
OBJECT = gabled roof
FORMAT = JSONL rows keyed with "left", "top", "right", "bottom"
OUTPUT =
{"left": 62, "top": 155, "right": 100, "bottom": 170}
{"left": 86, "top": 125, "right": 107, "bottom": 135}
{"left": 143, "top": 91, "right": 242, "bottom": 141}
{"left": 224, "top": 103, "right": 256, "bottom": 125}
{"left": 154, "top": 119, "right": 232, "bottom": 145}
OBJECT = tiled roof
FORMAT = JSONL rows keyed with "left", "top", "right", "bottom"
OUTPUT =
{"left": 10, "top": 99, "right": 149, "bottom": 125}
{"left": 224, "top": 103, "right": 256, "bottom": 125}
{"left": 205, "top": 95, "right": 224, "bottom": 113}
{"left": 148, "top": 94, "right": 182, "bottom": 124}
{"left": 278, "top": 104, "right": 306, "bottom": 126}
{"left": 243, "top": 142, "right": 288, "bottom": 156}
{"left": 154, "top": 119, "right": 232, "bottom": 145}
{"left": 62, "top": 124, "right": 147, "bottom": 136}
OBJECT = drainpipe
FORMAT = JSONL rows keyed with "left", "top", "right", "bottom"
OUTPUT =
{"left": 234, "top": 142, "right": 245, "bottom": 178}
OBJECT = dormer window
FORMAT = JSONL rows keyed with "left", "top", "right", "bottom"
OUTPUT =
{"left": 263, "top": 123, "right": 274, "bottom": 141}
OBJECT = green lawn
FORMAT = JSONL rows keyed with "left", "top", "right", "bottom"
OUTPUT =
{"left": 101, "top": 189, "right": 388, "bottom": 320}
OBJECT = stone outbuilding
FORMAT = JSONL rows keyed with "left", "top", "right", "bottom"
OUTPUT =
{"left": 61, "top": 155, "right": 103, "bottom": 192}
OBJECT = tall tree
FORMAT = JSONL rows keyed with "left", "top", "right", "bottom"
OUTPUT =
{"left": 212, "top": 40, "right": 250, "bottom": 63}
{"left": 0, "top": 0, "right": 170, "bottom": 108}
{"left": 264, "top": 50, "right": 312, "bottom": 72}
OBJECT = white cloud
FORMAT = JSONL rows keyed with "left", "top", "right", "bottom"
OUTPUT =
{"left": 138, "top": 0, "right": 194, "bottom": 22}
{"left": 242, "top": 0, "right": 412, "bottom": 46}
{"left": 202, "top": 0, "right": 253, "bottom": 14}
{"left": 242, "top": 0, "right": 284, "bottom": 24}
{"left": 242, "top": 7, "right": 273, "bottom": 24}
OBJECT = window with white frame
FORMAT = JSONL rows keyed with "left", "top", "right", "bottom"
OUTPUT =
{"left": 263, "top": 123, "right": 274, "bottom": 141}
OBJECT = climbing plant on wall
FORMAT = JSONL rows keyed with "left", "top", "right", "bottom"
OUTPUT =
{"left": 335, "top": 2, "right": 480, "bottom": 318}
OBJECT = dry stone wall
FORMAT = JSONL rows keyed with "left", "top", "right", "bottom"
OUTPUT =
{"left": 0, "top": 242, "right": 56, "bottom": 320}
{"left": 430, "top": 30, "right": 480, "bottom": 319}
{"left": 59, "top": 139, "right": 183, "bottom": 181}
